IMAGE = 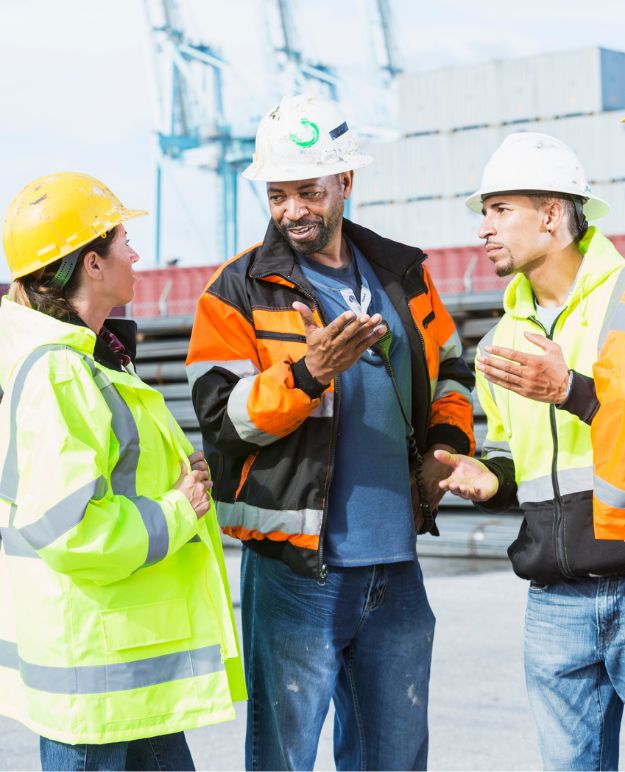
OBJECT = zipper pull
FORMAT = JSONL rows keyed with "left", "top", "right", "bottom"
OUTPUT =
{"left": 317, "top": 563, "right": 328, "bottom": 586}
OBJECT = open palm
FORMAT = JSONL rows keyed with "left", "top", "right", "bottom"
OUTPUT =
{"left": 433, "top": 450, "right": 499, "bottom": 502}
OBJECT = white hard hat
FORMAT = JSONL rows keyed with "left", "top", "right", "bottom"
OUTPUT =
{"left": 243, "top": 93, "right": 372, "bottom": 182}
{"left": 466, "top": 132, "right": 609, "bottom": 220}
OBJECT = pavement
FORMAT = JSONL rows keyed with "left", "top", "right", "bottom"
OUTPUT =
{"left": 0, "top": 553, "right": 619, "bottom": 771}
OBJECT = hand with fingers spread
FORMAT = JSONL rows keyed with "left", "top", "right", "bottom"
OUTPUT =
{"left": 293, "top": 301, "right": 387, "bottom": 384}
{"left": 476, "top": 332, "right": 570, "bottom": 404}
{"left": 433, "top": 449, "right": 499, "bottom": 502}
{"left": 174, "top": 458, "right": 213, "bottom": 519}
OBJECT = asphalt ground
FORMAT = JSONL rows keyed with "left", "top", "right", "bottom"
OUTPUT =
{"left": 0, "top": 554, "right": 619, "bottom": 770}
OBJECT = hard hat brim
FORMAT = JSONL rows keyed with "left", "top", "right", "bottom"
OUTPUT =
{"left": 465, "top": 189, "right": 610, "bottom": 220}
{"left": 241, "top": 154, "right": 372, "bottom": 182}
{"left": 8, "top": 207, "right": 149, "bottom": 280}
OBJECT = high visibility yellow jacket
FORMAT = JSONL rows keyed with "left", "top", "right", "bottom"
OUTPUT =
{"left": 477, "top": 227, "right": 625, "bottom": 584}
{"left": 0, "top": 298, "right": 245, "bottom": 745}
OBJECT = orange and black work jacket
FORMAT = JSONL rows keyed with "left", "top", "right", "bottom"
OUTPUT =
{"left": 186, "top": 219, "right": 475, "bottom": 579}
{"left": 592, "top": 278, "right": 625, "bottom": 540}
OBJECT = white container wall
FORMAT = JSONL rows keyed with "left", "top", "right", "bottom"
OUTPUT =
{"left": 399, "top": 48, "right": 625, "bottom": 135}
{"left": 593, "top": 181, "right": 625, "bottom": 234}
{"left": 359, "top": 115, "right": 625, "bottom": 209}
{"left": 356, "top": 182, "right": 625, "bottom": 253}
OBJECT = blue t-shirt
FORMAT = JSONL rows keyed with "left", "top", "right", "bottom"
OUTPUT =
{"left": 297, "top": 241, "right": 416, "bottom": 566}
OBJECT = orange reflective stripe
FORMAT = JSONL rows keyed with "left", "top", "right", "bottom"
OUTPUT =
{"left": 221, "top": 525, "right": 319, "bottom": 551}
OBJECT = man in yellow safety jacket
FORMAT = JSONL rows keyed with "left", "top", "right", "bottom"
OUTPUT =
{"left": 436, "top": 132, "right": 625, "bottom": 771}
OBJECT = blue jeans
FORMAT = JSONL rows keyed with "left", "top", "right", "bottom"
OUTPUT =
{"left": 525, "top": 577, "right": 625, "bottom": 771}
{"left": 241, "top": 548, "right": 435, "bottom": 771}
{"left": 40, "top": 731, "right": 194, "bottom": 771}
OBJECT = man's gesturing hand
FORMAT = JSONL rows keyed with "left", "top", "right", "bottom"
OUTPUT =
{"left": 476, "top": 332, "right": 569, "bottom": 404}
{"left": 433, "top": 450, "right": 499, "bottom": 502}
{"left": 293, "top": 301, "right": 387, "bottom": 384}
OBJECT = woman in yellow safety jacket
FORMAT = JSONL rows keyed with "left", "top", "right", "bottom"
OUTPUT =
{"left": 0, "top": 173, "right": 245, "bottom": 771}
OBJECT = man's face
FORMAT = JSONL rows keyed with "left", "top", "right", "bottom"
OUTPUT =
{"left": 267, "top": 174, "right": 350, "bottom": 255}
{"left": 479, "top": 194, "right": 550, "bottom": 277}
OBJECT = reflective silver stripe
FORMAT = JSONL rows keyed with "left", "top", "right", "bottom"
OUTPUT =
{"left": 0, "top": 346, "right": 107, "bottom": 552}
{"left": 95, "top": 372, "right": 169, "bottom": 566}
{"left": 482, "top": 439, "right": 513, "bottom": 461}
{"left": 479, "top": 323, "right": 498, "bottom": 351}
{"left": 1, "top": 527, "right": 39, "bottom": 558}
{"left": 594, "top": 475, "right": 625, "bottom": 509}
{"left": 598, "top": 268, "right": 625, "bottom": 351}
{"left": 439, "top": 330, "right": 463, "bottom": 361}
{"left": 217, "top": 500, "right": 323, "bottom": 536}
{"left": 518, "top": 466, "right": 593, "bottom": 504}
{"left": 19, "top": 477, "right": 107, "bottom": 550}
{"left": 1, "top": 347, "right": 169, "bottom": 566}
{"left": 0, "top": 345, "right": 73, "bottom": 504}
{"left": 434, "top": 379, "right": 473, "bottom": 402}
{"left": 226, "top": 377, "right": 279, "bottom": 446}
{"left": 309, "top": 391, "right": 334, "bottom": 419}
{"left": 0, "top": 639, "right": 223, "bottom": 694}
{"left": 0, "top": 640, "right": 18, "bottom": 669}
{"left": 186, "top": 359, "right": 259, "bottom": 389}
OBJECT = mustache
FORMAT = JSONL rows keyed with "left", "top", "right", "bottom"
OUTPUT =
{"left": 285, "top": 219, "right": 322, "bottom": 230}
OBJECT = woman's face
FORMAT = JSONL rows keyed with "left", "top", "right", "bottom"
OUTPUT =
{"left": 101, "top": 226, "right": 140, "bottom": 307}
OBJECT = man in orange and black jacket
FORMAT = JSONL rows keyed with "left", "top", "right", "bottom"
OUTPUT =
{"left": 186, "top": 94, "right": 474, "bottom": 771}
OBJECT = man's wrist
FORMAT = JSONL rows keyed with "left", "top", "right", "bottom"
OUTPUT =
{"left": 292, "top": 357, "right": 328, "bottom": 399}
{"left": 557, "top": 369, "right": 574, "bottom": 406}
{"left": 303, "top": 356, "right": 332, "bottom": 387}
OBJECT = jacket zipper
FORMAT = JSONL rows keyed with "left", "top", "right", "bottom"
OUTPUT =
{"left": 529, "top": 313, "right": 574, "bottom": 579}
{"left": 255, "top": 271, "right": 334, "bottom": 584}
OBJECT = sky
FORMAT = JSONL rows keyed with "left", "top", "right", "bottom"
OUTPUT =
{"left": 1, "top": 0, "right": 625, "bottom": 281}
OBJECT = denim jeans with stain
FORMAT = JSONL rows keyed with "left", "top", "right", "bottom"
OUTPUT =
{"left": 241, "top": 547, "right": 435, "bottom": 771}
{"left": 525, "top": 576, "right": 625, "bottom": 771}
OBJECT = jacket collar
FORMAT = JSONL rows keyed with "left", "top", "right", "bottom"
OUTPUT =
{"left": 68, "top": 312, "right": 138, "bottom": 370}
{"left": 503, "top": 227, "right": 625, "bottom": 319}
{"left": 248, "top": 218, "right": 427, "bottom": 282}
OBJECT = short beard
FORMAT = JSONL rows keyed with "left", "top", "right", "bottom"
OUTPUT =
{"left": 276, "top": 195, "right": 344, "bottom": 256}
{"left": 494, "top": 258, "right": 514, "bottom": 277}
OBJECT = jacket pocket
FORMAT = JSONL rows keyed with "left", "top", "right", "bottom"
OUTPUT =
{"left": 507, "top": 504, "right": 563, "bottom": 584}
{"left": 100, "top": 598, "right": 191, "bottom": 651}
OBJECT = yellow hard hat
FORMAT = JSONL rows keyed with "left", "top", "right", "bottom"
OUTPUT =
{"left": 2, "top": 172, "right": 148, "bottom": 280}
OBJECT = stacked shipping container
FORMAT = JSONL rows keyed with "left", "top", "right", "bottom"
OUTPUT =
{"left": 355, "top": 47, "right": 625, "bottom": 254}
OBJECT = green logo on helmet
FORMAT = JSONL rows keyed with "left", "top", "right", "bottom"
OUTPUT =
{"left": 289, "top": 119, "right": 320, "bottom": 148}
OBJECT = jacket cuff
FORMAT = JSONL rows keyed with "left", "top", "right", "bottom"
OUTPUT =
{"left": 427, "top": 423, "right": 471, "bottom": 455}
{"left": 476, "top": 456, "right": 518, "bottom": 512}
{"left": 556, "top": 370, "right": 598, "bottom": 425}
{"left": 291, "top": 357, "right": 327, "bottom": 399}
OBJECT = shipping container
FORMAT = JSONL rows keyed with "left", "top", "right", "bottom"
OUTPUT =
{"left": 399, "top": 48, "right": 625, "bottom": 135}
{"left": 130, "top": 266, "right": 217, "bottom": 318}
